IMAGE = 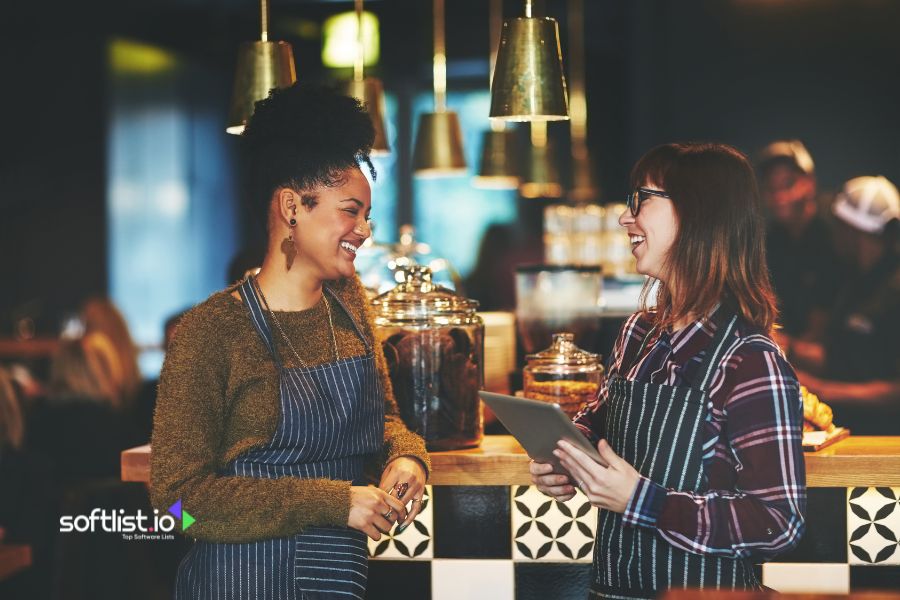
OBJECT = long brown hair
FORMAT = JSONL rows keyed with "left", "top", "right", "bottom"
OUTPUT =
{"left": 630, "top": 142, "right": 778, "bottom": 333}
{"left": 49, "top": 336, "right": 122, "bottom": 409}
{"left": 81, "top": 298, "right": 140, "bottom": 403}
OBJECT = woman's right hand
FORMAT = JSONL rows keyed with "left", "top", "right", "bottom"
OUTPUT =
{"left": 530, "top": 460, "right": 577, "bottom": 502}
{"left": 347, "top": 485, "right": 408, "bottom": 541}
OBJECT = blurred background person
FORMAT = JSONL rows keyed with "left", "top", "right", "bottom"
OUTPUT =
{"left": 0, "top": 366, "right": 54, "bottom": 599}
{"left": 26, "top": 336, "right": 137, "bottom": 488}
{"left": 80, "top": 298, "right": 142, "bottom": 406}
{"left": 790, "top": 176, "right": 900, "bottom": 433}
{"left": 757, "top": 140, "right": 841, "bottom": 346}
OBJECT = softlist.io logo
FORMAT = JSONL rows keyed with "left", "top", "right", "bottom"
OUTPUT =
{"left": 59, "top": 498, "right": 196, "bottom": 541}
{"left": 167, "top": 499, "right": 195, "bottom": 531}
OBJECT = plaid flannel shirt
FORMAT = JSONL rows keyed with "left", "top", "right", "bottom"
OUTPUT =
{"left": 574, "top": 310, "right": 806, "bottom": 561}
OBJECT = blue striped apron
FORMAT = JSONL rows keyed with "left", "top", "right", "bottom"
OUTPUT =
{"left": 590, "top": 314, "right": 761, "bottom": 599}
{"left": 174, "top": 278, "right": 384, "bottom": 599}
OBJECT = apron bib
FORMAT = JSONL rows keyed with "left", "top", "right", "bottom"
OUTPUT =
{"left": 175, "top": 278, "right": 384, "bottom": 600}
{"left": 590, "top": 315, "right": 761, "bottom": 599}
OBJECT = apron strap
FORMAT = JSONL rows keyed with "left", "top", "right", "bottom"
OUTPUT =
{"left": 693, "top": 313, "right": 739, "bottom": 392}
{"left": 237, "top": 277, "right": 284, "bottom": 368}
{"left": 323, "top": 282, "right": 373, "bottom": 354}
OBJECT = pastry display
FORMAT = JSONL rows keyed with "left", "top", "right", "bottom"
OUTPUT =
{"left": 524, "top": 379, "right": 600, "bottom": 417}
{"left": 523, "top": 333, "right": 604, "bottom": 418}
{"left": 801, "top": 386, "right": 835, "bottom": 433}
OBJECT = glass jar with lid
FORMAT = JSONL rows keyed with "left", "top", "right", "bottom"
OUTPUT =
{"left": 523, "top": 332, "right": 603, "bottom": 418}
{"left": 372, "top": 265, "right": 484, "bottom": 450}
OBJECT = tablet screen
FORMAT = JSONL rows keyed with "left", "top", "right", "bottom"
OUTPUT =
{"left": 479, "top": 391, "right": 608, "bottom": 473}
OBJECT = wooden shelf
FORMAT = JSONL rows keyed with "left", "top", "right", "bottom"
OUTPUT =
{"left": 0, "top": 338, "right": 59, "bottom": 359}
{"left": 122, "top": 435, "right": 900, "bottom": 488}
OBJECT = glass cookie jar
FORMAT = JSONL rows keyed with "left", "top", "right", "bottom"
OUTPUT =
{"left": 523, "top": 332, "right": 603, "bottom": 418}
{"left": 372, "top": 266, "right": 484, "bottom": 451}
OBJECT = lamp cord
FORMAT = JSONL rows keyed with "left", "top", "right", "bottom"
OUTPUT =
{"left": 433, "top": 0, "right": 447, "bottom": 113}
{"left": 260, "top": 0, "right": 269, "bottom": 42}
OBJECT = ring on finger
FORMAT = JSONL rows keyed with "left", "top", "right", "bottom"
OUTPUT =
{"left": 382, "top": 509, "right": 394, "bottom": 520}
{"left": 394, "top": 482, "right": 410, "bottom": 499}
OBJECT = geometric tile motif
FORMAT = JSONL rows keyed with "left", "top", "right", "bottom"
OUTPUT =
{"left": 511, "top": 485, "right": 598, "bottom": 563}
{"left": 369, "top": 485, "right": 433, "bottom": 560}
{"left": 847, "top": 487, "right": 900, "bottom": 565}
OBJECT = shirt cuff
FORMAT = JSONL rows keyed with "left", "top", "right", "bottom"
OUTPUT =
{"left": 622, "top": 476, "right": 668, "bottom": 529}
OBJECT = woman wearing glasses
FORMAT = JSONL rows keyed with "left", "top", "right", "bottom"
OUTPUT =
{"left": 151, "top": 84, "right": 429, "bottom": 599}
{"left": 531, "top": 143, "right": 805, "bottom": 598}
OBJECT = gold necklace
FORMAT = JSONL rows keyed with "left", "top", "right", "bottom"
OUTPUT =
{"left": 252, "top": 277, "right": 340, "bottom": 367}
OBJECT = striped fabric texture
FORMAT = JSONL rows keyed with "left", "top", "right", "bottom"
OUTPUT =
{"left": 174, "top": 278, "right": 384, "bottom": 599}
{"left": 575, "top": 309, "right": 806, "bottom": 597}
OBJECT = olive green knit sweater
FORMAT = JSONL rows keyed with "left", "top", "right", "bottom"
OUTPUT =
{"left": 150, "top": 275, "right": 430, "bottom": 543}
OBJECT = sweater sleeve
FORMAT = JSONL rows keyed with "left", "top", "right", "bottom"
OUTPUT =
{"left": 150, "top": 303, "right": 352, "bottom": 544}
{"left": 621, "top": 348, "right": 807, "bottom": 562}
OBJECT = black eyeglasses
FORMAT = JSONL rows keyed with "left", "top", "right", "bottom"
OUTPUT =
{"left": 626, "top": 187, "right": 672, "bottom": 217}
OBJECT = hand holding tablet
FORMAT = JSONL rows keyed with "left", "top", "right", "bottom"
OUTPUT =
{"left": 478, "top": 391, "right": 608, "bottom": 476}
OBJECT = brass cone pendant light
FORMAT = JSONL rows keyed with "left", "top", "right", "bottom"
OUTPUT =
{"left": 474, "top": 0, "right": 519, "bottom": 189}
{"left": 520, "top": 121, "right": 563, "bottom": 198}
{"left": 474, "top": 128, "right": 519, "bottom": 189}
{"left": 412, "top": 0, "right": 467, "bottom": 177}
{"left": 226, "top": 0, "right": 297, "bottom": 134}
{"left": 489, "top": 0, "right": 569, "bottom": 122}
{"left": 343, "top": 0, "right": 390, "bottom": 155}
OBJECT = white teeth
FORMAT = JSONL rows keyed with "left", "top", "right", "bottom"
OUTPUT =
{"left": 629, "top": 235, "right": 646, "bottom": 246}
{"left": 340, "top": 241, "right": 358, "bottom": 254}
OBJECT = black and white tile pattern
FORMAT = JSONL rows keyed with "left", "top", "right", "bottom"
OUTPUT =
{"left": 848, "top": 487, "right": 900, "bottom": 565}
{"left": 368, "top": 485, "right": 433, "bottom": 560}
{"left": 366, "top": 486, "right": 900, "bottom": 598}
{"left": 511, "top": 485, "right": 597, "bottom": 562}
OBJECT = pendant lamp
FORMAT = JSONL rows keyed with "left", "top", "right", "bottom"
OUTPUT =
{"left": 520, "top": 121, "right": 563, "bottom": 199}
{"left": 412, "top": 0, "right": 467, "bottom": 177}
{"left": 490, "top": 0, "right": 569, "bottom": 122}
{"left": 474, "top": 0, "right": 520, "bottom": 189}
{"left": 226, "top": 0, "right": 297, "bottom": 134}
{"left": 343, "top": 0, "right": 389, "bottom": 156}
{"left": 474, "top": 127, "right": 519, "bottom": 189}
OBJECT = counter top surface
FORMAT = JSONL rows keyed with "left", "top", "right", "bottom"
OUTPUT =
{"left": 122, "top": 435, "right": 900, "bottom": 487}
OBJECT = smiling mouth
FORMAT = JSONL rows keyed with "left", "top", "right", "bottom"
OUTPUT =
{"left": 629, "top": 234, "right": 645, "bottom": 249}
{"left": 340, "top": 241, "right": 359, "bottom": 256}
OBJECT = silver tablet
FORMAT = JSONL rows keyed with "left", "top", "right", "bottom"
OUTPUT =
{"left": 479, "top": 391, "right": 608, "bottom": 474}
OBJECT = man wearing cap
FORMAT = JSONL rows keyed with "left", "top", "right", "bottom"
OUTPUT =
{"left": 757, "top": 140, "right": 841, "bottom": 344}
{"left": 790, "top": 176, "right": 900, "bottom": 434}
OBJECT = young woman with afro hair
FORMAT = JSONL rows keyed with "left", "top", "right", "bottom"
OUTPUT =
{"left": 151, "top": 83, "right": 429, "bottom": 599}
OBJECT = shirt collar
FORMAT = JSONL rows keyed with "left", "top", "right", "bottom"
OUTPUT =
{"left": 666, "top": 302, "right": 727, "bottom": 361}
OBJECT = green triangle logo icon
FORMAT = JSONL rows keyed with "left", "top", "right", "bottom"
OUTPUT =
{"left": 182, "top": 510, "right": 195, "bottom": 531}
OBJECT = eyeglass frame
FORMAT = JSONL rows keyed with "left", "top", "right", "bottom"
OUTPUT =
{"left": 626, "top": 187, "right": 672, "bottom": 217}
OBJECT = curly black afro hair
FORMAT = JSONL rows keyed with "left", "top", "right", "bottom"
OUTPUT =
{"left": 240, "top": 82, "right": 377, "bottom": 230}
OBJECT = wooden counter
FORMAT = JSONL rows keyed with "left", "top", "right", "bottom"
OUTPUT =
{"left": 122, "top": 435, "right": 900, "bottom": 487}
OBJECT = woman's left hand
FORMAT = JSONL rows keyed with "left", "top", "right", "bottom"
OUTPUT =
{"left": 378, "top": 457, "right": 427, "bottom": 529}
{"left": 554, "top": 439, "right": 641, "bottom": 513}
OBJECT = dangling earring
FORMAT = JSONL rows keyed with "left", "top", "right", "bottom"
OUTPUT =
{"left": 282, "top": 215, "right": 297, "bottom": 270}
